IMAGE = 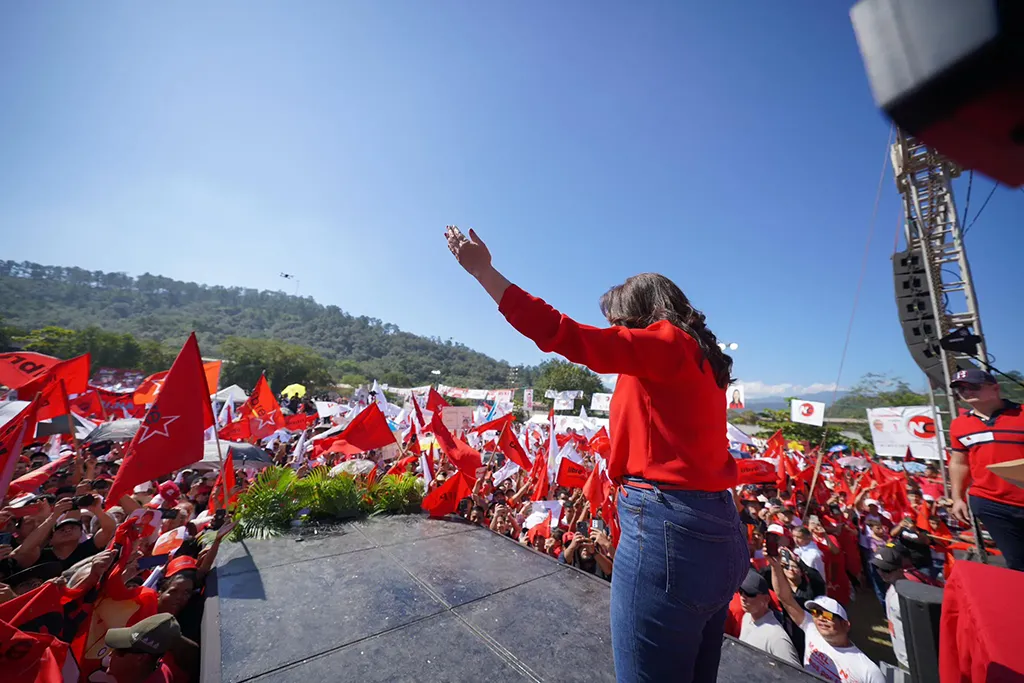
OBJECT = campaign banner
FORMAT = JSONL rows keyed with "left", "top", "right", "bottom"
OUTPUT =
{"left": 545, "top": 389, "right": 583, "bottom": 400}
{"left": 441, "top": 406, "right": 475, "bottom": 433}
{"left": 590, "top": 393, "right": 612, "bottom": 412}
{"left": 736, "top": 458, "right": 777, "bottom": 484}
{"left": 523, "top": 388, "right": 534, "bottom": 412}
{"left": 553, "top": 398, "right": 574, "bottom": 411}
{"left": 727, "top": 384, "right": 745, "bottom": 410}
{"left": 866, "top": 406, "right": 943, "bottom": 460}
{"left": 790, "top": 399, "right": 825, "bottom": 427}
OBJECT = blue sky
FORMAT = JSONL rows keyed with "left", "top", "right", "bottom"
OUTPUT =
{"left": 2, "top": 2, "right": 1022, "bottom": 397}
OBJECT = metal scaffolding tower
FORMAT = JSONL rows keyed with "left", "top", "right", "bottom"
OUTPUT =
{"left": 891, "top": 129, "right": 989, "bottom": 558}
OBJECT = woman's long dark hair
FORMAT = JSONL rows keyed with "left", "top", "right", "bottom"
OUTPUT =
{"left": 600, "top": 273, "right": 734, "bottom": 389}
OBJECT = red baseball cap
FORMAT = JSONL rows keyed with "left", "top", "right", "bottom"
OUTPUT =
{"left": 165, "top": 556, "right": 198, "bottom": 577}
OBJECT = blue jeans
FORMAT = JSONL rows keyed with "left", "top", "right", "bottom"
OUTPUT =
{"left": 970, "top": 494, "right": 1024, "bottom": 571}
{"left": 611, "top": 484, "right": 748, "bottom": 683}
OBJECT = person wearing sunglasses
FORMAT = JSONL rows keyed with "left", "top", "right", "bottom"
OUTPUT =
{"left": 768, "top": 555, "right": 884, "bottom": 683}
{"left": 948, "top": 368, "right": 1024, "bottom": 571}
{"left": 736, "top": 569, "right": 800, "bottom": 667}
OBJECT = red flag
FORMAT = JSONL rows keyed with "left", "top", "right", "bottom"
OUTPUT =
{"left": 9, "top": 453, "right": 75, "bottom": 496}
{"left": 16, "top": 354, "right": 90, "bottom": 400}
{"left": 426, "top": 387, "right": 449, "bottom": 413}
{"left": 69, "top": 389, "right": 106, "bottom": 421}
{"left": 209, "top": 451, "right": 237, "bottom": 514}
{"left": 236, "top": 374, "right": 284, "bottom": 440}
{"left": 470, "top": 412, "right": 514, "bottom": 435}
{"left": 325, "top": 404, "right": 396, "bottom": 456}
{"left": 284, "top": 413, "right": 316, "bottom": 431}
{"left": 0, "top": 398, "right": 42, "bottom": 501}
{"left": 736, "top": 458, "right": 777, "bottom": 485}
{"left": 556, "top": 457, "right": 590, "bottom": 488}
{"left": 385, "top": 455, "right": 417, "bottom": 477}
{"left": 405, "top": 421, "right": 422, "bottom": 455}
{"left": 588, "top": 427, "right": 611, "bottom": 460}
{"left": 0, "top": 617, "right": 79, "bottom": 683}
{"left": 133, "top": 360, "right": 222, "bottom": 406}
{"left": 421, "top": 471, "right": 473, "bottom": 517}
{"left": 527, "top": 511, "right": 553, "bottom": 544}
{"left": 0, "top": 351, "right": 60, "bottom": 390}
{"left": 430, "top": 412, "right": 483, "bottom": 476}
{"left": 0, "top": 577, "right": 91, "bottom": 644}
{"left": 903, "top": 446, "right": 915, "bottom": 462}
{"left": 36, "top": 378, "right": 71, "bottom": 422}
{"left": 498, "top": 423, "right": 532, "bottom": 472}
{"left": 762, "top": 430, "right": 785, "bottom": 459}
{"left": 218, "top": 417, "right": 251, "bottom": 442}
{"left": 529, "top": 447, "right": 550, "bottom": 502}
{"left": 94, "top": 387, "right": 145, "bottom": 419}
{"left": 105, "top": 334, "right": 215, "bottom": 508}
{"left": 583, "top": 466, "right": 606, "bottom": 516}
{"left": 411, "top": 393, "right": 427, "bottom": 429}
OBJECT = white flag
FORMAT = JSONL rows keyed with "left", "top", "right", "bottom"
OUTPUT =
{"left": 492, "top": 459, "right": 520, "bottom": 486}
{"left": 291, "top": 430, "right": 308, "bottom": 470}
{"left": 579, "top": 405, "right": 588, "bottom": 420}
{"left": 790, "top": 399, "right": 825, "bottom": 427}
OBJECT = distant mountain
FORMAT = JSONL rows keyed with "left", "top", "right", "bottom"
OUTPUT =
{"left": 739, "top": 390, "right": 851, "bottom": 412}
{"left": 0, "top": 260, "right": 527, "bottom": 388}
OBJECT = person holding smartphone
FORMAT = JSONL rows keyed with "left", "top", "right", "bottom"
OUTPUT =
{"left": 446, "top": 226, "right": 746, "bottom": 682}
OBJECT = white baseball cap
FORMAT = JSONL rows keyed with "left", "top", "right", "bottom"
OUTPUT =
{"left": 133, "top": 482, "right": 154, "bottom": 494}
{"left": 805, "top": 596, "right": 849, "bottom": 622}
{"left": 766, "top": 524, "right": 787, "bottom": 536}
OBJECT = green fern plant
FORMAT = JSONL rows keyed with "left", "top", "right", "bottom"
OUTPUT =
{"left": 293, "top": 467, "right": 362, "bottom": 519}
{"left": 365, "top": 473, "right": 424, "bottom": 515}
{"left": 231, "top": 466, "right": 303, "bottom": 540}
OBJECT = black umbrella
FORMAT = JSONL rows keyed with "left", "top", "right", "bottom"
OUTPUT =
{"left": 83, "top": 419, "right": 141, "bottom": 444}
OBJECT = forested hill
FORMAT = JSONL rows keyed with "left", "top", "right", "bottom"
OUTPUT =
{"left": 0, "top": 260, "right": 517, "bottom": 388}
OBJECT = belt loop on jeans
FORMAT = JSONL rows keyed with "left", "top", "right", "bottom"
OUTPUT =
{"left": 648, "top": 481, "right": 666, "bottom": 504}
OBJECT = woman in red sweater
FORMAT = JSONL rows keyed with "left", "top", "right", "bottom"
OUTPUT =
{"left": 446, "top": 227, "right": 748, "bottom": 683}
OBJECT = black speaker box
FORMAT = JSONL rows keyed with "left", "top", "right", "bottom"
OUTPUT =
{"left": 895, "top": 580, "right": 944, "bottom": 683}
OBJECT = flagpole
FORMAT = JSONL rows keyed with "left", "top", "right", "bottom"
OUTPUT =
{"left": 212, "top": 416, "right": 232, "bottom": 510}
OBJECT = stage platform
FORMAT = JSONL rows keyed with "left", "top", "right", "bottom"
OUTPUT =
{"left": 202, "top": 515, "right": 817, "bottom": 682}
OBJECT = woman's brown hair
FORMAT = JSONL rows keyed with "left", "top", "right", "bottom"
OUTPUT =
{"left": 599, "top": 273, "right": 734, "bottom": 389}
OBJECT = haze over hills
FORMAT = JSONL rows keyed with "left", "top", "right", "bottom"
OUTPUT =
{"left": 0, "top": 260, "right": 525, "bottom": 388}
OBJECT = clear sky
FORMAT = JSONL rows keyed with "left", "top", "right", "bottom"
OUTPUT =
{"left": 2, "top": 2, "right": 1021, "bottom": 397}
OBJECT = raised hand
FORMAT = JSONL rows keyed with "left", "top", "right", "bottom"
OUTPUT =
{"left": 445, "top": 226, "right": 492, "bottom": 278}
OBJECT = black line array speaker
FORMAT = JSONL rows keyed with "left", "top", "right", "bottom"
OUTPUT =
{"left": 895, "top": 579, "right": 944, "bottom": 683}
{"left": 851, "top": 0, "right": 1024, "bottom": 187}
{"left": 893, "top": 249, "right": 946, "bottom": 387}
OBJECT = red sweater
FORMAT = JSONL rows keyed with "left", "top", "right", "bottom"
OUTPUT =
{"left": 499, "top": 285, "right": 737, "bottom": 491}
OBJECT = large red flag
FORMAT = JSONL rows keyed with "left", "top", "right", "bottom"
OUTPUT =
{"left": 325, "top": 403, "right": 396, "bottom": 456}
{"left": 16, "top": 354, "right": 90, "bottom": 400}
{"left": 421, "top": 471, "right": 473, "bottom": 518}
{"left": 385, "top": 455, "right": 418, "bottom": 477}
{"left": 237, "top": 374, "right": 284, "bottom": 440}
{"left": 556, "top": 457, "right": 590, "bottom": 489}
{"left": 527, "top": 511, "right": 553, "bottom": 544}
{"left": 0, "top": 398, "right": 42, "bottom": 501}
{"left": 0, "top": 616, "right": 79, "bottom": 683}
{"left": 105, "top": 334, "right": 215, "bottom": 508}
{"left": 430, "top": 412, "right": 483, "bottom": 476}
{"left": 736, "top": 458, "right": 778, "bottom": 485}
{"left": 529, "top": 445, "right": 550, "bottom": 502}
{"left": 133, "top": 360, "right": 222, "bottom": 406}
{"left": 588, "top": 427, "right": 611, "bottom": 460}
{"left": 0, "top": 351, "right": 60, "bottom": 390}
{"left": 284, "top": 413, "right": 316, "bottom": 431}
{"left": 497, "top": 423, "right": 532, "bottom": 472}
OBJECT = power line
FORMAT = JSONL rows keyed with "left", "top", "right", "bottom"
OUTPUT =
{"left": 960, "top": 169, "right": 973, "bottom": 232}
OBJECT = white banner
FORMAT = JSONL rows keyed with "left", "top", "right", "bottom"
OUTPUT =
{"left": 590, "top": 393, "right": 612, "bottom": 412}
{"left": 489, "top": 389, "right": 513, "bottom": 402}
{"left": 553, "top": 397, "right": 574, "bottom": 411}
{"left": 866, "top": 406, "right": 943, "bottom": 460}
{"left": 465, "top": 389, "right": 488, "bottom": 400}
{"left": 441, "top": 406, "right": 475, "bottom": 433}
{"left": 790, "top": 399, "right": 825, "bottom": 427}
{"left": 314, "top": 401, "right": 345, "bottom": 419}
{"left": 523, "top": 388, "right": 534, "bottom": 412}
{"left": 545, "top": 389, "right": 583, "bottom": 400}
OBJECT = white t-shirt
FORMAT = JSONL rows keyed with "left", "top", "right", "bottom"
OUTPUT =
{"left": 800, "top": 612, "right": 885, "bottom": 683}
{"left": 794, "top": 541, "right": 826, "bottom": 578}
{"left": 885, "top": 584, "right": 908, "bottom": 669}
{"left": 739, "top": 611, "right": 800, "bottom": 667}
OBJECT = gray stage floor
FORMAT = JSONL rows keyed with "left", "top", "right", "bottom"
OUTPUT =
{"left": 202, "top": 515, "right": 815, "bottom": 682}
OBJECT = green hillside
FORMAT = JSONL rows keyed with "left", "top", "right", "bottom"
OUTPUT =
{"left": 0, "top": 260, "right": 528, "bottom": 389}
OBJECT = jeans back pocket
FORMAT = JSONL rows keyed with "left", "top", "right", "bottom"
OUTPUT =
{"left": 664, "top": 518, "right": 742, "bottom": 614}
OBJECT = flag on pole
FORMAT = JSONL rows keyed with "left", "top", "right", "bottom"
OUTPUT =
{"left": 105, "top": 334, "right": 215, "bottom": 508}
{"left": 790, "top": 399, "right": 825, "bottom": 427}
{"left": 0, "top": 398, "right": 42, "bottom": 501}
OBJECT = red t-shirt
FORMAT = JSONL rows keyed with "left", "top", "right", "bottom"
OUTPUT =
{"left": 949, "top": 402, "right": 1024, "bottom": 508}
{"left": 499, "top": 285, "right": 737, "bottom": 491}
